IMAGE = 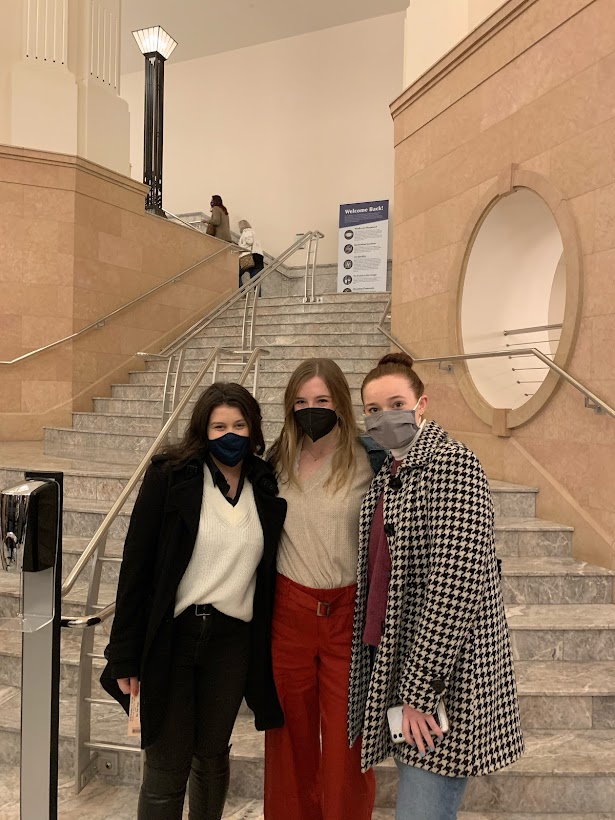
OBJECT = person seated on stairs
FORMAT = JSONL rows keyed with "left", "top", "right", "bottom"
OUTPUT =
{"left": 238, "top": 219, "right": 265, "bottom": 293}
{"left": 347, "top": 352, "right": 525, "bottom": 820}
{"left": 205, "top": 194, "right": 232, "bottom": 242}
{"left": 100, "top": 382, "right": 286, "bottom": 820}
{"left": 264, "top": 357, "right": 385, "bottom": 820}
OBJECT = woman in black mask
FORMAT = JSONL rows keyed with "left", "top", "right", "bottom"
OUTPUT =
{"left": 101, "top": 382, "right": 286, "bottom": 820}
{"left": 264, "top": 358, "right": 384, "bottom": 820}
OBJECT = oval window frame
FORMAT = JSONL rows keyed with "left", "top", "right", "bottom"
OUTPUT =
{"left": 449, "top": 168, "right": 583, "bottom": 429}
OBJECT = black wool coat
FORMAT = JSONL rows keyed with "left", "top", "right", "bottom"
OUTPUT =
{"left": 100, "top": 451, "right": 287, "bottom": 748}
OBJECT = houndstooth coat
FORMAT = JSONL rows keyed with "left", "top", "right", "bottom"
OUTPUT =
{"left": 347, "top": 421, "right": 524, "bottom": 777}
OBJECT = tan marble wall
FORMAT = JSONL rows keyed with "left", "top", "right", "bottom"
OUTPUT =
{"left": 0, "top": 145, "right": 236, "bottom": 441}
{"left": 391, "top": 0, "right": 615, "bottom": 569}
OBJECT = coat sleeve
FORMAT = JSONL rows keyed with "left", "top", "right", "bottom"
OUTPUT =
{"left": 397, "top": 446, "right": 494, "bottom": 715}
{"left": 103, "top": 460, "right": 168, "bottom": 680}
{"left": 209, "top": 206, "right": 221, "bottom": 227}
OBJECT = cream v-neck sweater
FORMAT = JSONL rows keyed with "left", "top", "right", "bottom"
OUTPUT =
{"left": 276, "top": 443, "right": 373, "bottom": 589}
{"left": 174, "top": 467, "right": 264, "bottom": 621}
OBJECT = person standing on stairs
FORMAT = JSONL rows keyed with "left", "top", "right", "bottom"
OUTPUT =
{"left": 100, "top": 382, "right": 286, "bottom": 820}
{"left": 264, "top": 357, "right": 384, "bottom": 820}
{"left": 205, "top": 194, "right": 232, "bottom": 242}
{"left": 348, "top": 353, "right": 524, "bottom": 820}
{"left": 238, "top": 219, "right": 265, "bottom": 291}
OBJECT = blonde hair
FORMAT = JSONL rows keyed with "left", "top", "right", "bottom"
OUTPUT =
{"left": 269, "top": 358, "right": 359, "bottom": 493}
{"left": 238, "top": 219, "right": 251, "bottom": 232}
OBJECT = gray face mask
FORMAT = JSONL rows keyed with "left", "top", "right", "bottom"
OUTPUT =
{"left": 364, "top": 404, "right": 420, "bottom": 451}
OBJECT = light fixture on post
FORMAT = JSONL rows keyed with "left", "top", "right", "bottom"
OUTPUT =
{"left": 132, "top": 26, "right": 178, "bottom": 216}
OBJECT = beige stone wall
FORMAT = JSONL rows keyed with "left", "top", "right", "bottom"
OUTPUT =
{"left": 391, "top": 0, "right": 615, "bottom": 568}
{"left": 0, "top": 145, "right": 236, "bottom": 440}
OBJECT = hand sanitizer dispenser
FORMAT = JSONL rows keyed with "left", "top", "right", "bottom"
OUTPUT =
{"left": 1, "top": 472, "right": 63, "bottom": 820}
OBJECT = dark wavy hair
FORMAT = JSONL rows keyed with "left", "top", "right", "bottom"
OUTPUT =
{"left": 210, "top": 194, "right": 228, "bottom": 215}
{"left": 160, "top": 382, "right": 264, "bottom": 463}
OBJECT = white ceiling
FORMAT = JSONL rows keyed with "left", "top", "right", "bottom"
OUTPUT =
{"left": 121, "top": 0, "right": 409, "bottom": 74}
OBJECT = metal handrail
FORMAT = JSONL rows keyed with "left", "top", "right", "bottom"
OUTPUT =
{"left": 157, "top": 231, "right": 325, "bottom": 359}
{"left": 162, "top": 208, "right": 208, "bottom": 233}
{"left": 504, "top": 322, "right": 563, "bottom": 336}
{"left": 60, "top": 231, "right": 322, "bottom": 792}
{"left": 378, "top": 297, "right": 615, "bottom": 421}
{"left": 0, "top": 243, "right": 242, "bottom": 366}
{"left": 61, "top": 229, "right": 324, "bottom": 598}
{"left": 176, "top": 210, "right": 294, "bottom": 279}
{"left": 61, "top": 344, "right": 269, "bottom": 603}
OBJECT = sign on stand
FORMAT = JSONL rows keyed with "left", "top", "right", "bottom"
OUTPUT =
{"left": 337, "top": 200, "right": 389, "bottom": 293}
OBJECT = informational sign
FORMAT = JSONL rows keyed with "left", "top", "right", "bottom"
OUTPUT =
{"left": 337, "top": 199, "right": 389, "bottom": 293}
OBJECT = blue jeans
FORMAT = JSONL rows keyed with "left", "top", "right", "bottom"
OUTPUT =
{"left": 395, "top": 759, "right": 468, "bottom": 820}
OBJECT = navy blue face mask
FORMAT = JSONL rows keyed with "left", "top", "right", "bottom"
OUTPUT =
{"left": 208, "top": 433, "right": 250, "bottom": 467}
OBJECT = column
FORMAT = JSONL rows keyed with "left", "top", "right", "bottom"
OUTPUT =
{"left": 76, "top": 0, "right": 130, "bottom": 175}
{"left": 0, "top": 0, "right": 129, "bottom": 174}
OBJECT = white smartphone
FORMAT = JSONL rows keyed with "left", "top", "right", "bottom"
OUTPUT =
{"left": 387, "top": 701, "right": 449, "bottom": 744}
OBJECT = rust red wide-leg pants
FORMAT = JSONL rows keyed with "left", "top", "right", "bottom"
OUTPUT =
{"left": 264, "top": 574, "right": 375, "bottom": 820}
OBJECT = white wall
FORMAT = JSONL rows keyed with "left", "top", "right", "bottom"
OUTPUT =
{"left": 461, "top": 189, "right": 566, "bottom": 410}
{"left": 403, "top": 0, "right": 507, "bottom": 86}
{"left": 121, "top": 13, "right": 405, "bottom": 263}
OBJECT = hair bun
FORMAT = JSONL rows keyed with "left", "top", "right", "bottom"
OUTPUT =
{"left": 378, "top": 352, "right": 414, "bottom": 369}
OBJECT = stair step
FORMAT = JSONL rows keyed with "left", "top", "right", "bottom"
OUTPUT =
{"left": 187, "top": 332, "right": 386, "bottom": 348}
{"left": 515, "top": 661, "right": 615, "bottom": 729}
{"left": 232, "top": 293, "right": 390, "bottom": 307}
{"left": 501, "top": 557, "right": 614, "bottom": 604}
{"left": 0, "top": 759, "right": 612, "bottom": 820}
{"left": 63, "top": 552, "right": 611, "bottom": 606}
{"left": 0, "top": 621, "right": 109, "bottom": 696}
{"left": 495, "top": 518, "right": 572, "bottom": 557}
{"left": 1, "top": 690, "right": 613, "bottom": 812}
{"left": 0, "top": 762, "right": 612, "bottom": 820}
{"left": 63, "top": 536, "right": 125, "bottom": 585}
{"left": 185, "top": 345, "right": 390, "bottom": 361}
{"left": 508, "top": 604, "right": 615, "bottom": 662}
{"left": 0, "top": 763, "right": 271, "bottom": 820}
{"left": 223, "top": 298, "right": 390, "bottom": 317}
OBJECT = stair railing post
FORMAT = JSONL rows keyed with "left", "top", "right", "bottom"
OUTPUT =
{"left": 169, "top": 349, "right": 186, "bottom": 442}
{"left": 74, "top": 530, "right": 108, "bottom": 793}
{"left": 303, "top": 234, "right": 314, "bottom": 303}
{"left": 160, "top": 353, "right": 176, "bottom": 429}
{"left": 310, "top": 233, "right": 320, "bottom": 302}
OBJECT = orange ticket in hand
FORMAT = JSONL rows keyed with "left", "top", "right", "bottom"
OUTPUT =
{"left": 128, "top": 691, "right": 141, "bottom": 737}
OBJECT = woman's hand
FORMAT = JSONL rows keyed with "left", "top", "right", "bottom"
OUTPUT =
{"left": 402, "top": 705, "right": 444, "bottom": 755}
{"left": 117, "top": 677, "right": 139, "bottom": 697}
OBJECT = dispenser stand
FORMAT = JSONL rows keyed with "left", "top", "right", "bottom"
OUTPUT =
{"left": 20, "top": 471, "right": 63, "bottom": 820}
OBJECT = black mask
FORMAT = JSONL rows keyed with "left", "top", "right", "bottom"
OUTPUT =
{"left": 208, "top": 433, "right": 250, "bottom": 467}
{"left": 294, "top": 408, "right": 338, "bottom": 442}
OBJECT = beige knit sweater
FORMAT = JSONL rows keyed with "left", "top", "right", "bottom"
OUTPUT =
{"left": 276, "top": 444, "right": 373, "bottom": 589}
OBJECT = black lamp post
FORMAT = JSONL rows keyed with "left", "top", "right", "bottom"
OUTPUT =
{"left": 132, "top": 26, "right": 178, "bottom": 216}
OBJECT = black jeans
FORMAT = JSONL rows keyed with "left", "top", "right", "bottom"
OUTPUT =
{"left": 239, "top": 252, "right": 265, "bottom": 292}
{"left": 138, "top": 605, "right": 251, "bottom": 820}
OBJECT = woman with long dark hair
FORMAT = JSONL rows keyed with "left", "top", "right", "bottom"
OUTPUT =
{"left": 206, "top": 194, "right": 232, "bottom": 242}
{"left": 101, "top": 382, "right": 286, "bottom": 820}
{"left": 348, "top": 353, "right": 523, "bottom": 820}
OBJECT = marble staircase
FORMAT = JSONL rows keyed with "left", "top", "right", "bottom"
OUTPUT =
{"left": 0, "top": 290, "right": 614, "bottom": 816}
{"left": 43, "top": 294, "right": 391, "bottom": 463}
